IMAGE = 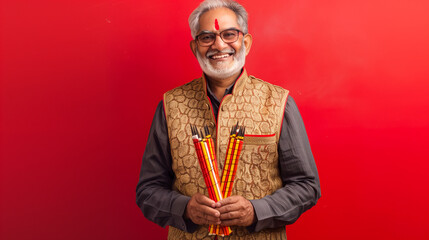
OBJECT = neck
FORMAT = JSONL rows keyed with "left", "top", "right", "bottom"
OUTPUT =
{"left": 206, "top": 71, "right": 241, "bottom": 101}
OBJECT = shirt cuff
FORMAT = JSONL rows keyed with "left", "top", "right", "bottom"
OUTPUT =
{"left": 172, "top": 195, "right": 199, "bottom": 233}
{"left": 249, "top": 199, "right": 272, "bottom": 232}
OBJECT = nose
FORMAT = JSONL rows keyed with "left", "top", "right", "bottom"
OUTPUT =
{"left": 211, "top": 34, "right": 228, "bottom": 50}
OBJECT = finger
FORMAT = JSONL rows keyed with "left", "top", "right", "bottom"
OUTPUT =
{"left": 217, "top": 195, "right": 239, "bottom": 206}
{"left": 195, "top": 206, "right": 221, "bottom": 225}
{"left": 217, "top": 203, "right": 240, "bottom": 214}
{"left": 195, "top": 194, "right": 217, "bottom": 208}
{"left": 187, "top": 194, "right": 219, "bottom": 224}
{"left": 220, "top": 212, "right": 253, "bottom": 227}
{"left": 197, "top": 204, "right": 221, "bottom": 218}
{"left": 196, "top": 215, "right": 221, "bottom": 225}
{"left": 220, "top": 218, "right": 240, "bottom": 226}
{"left": 195, "top": 215, "right": 220, "bottom": 225}
{"left": 219, "top": 210, "right": 240, "bottom": 220}
{"left": 200, "top": 214, "right": 221, "bottom": 225}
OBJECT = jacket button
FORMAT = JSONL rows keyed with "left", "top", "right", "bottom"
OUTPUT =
{"left": 209, "top": 122, "right": 215, "bottom": 128}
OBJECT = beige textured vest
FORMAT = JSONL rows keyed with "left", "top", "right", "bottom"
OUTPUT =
{"left": 163, "top": 70, "right": 289, "bottom": 240}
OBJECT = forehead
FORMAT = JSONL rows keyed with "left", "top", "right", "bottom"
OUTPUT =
{"left": 198, "top": 7, "right": 239, "bottom": 32}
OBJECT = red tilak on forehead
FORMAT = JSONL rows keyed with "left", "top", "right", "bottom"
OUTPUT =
{"left": 215, "top": 19, "right": 219, "bottom": 30}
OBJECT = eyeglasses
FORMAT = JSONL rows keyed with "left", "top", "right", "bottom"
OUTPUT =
{"left": 195, "top": 28, "right": 244, "bottom": 47}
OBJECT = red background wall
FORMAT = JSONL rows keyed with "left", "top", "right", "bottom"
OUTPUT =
{"left": 1, "top": 0, "right": 429, "bottom": 239}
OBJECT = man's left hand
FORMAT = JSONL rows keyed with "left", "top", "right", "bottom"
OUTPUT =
{"left": 216, "top": 195, "right": 256, "bottom": 227}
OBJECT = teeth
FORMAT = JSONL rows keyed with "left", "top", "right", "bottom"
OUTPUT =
{"left": 211, "top": 54, "right": 230, "bottom": 59}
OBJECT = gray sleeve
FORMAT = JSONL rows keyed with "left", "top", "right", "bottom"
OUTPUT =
{"left": 136, "top": 101, "right": 199, "bottom": 233}
{"left": 248, "top": 96, "right": 321, "bottom": 232}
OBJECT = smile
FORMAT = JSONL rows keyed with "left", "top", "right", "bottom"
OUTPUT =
{"left": 209, "top": 53, "right": 233, "bottom": 60}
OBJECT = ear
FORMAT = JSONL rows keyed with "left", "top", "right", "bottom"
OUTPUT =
{"left": 190, "top": 40, "right": 197, "bottom": 57}
{"left": 243, "top": 33, "right": 253, "bottom": 56}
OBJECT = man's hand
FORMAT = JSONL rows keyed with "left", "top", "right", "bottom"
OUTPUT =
{"left": 185, "top": 193, "right": 221, "bottom": 225}
{"left": 217, "top": 195, "right": 256, "bottom": 227}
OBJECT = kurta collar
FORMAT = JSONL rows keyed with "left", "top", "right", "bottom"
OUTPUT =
{"left": 206, "top": 79, "right": 234, "bottom": 103}
{"left": 202, "top": 68, "right": 248, "bottom": 97}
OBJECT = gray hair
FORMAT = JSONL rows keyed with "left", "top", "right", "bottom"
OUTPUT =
{"left": 188, "top": 0, "right": 248, "bottom": 39}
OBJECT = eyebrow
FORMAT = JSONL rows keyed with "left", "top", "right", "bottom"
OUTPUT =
{"left": 197, "top": 28, "right": 241, "bottom": 35}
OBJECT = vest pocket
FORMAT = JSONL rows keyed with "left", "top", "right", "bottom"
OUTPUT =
{"left": 242, "top": 134, "right": 277, "bottom": 157}
{"left": 244, "top": 133, "right": 276, "bottom": 145}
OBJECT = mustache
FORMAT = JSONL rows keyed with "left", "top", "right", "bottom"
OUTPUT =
{"left": 206, "top": 48, "right": 235, "bottom": 57}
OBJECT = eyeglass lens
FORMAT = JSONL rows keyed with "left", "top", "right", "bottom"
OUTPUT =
{"left": 197, "top": 29, "right": 240, "bottom": 46}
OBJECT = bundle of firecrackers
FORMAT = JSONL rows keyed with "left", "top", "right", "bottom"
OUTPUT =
{"left": 190, "top": 123, "right": 245, "bottom": 236}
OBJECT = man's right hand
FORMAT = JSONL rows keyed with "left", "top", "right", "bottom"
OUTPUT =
{"left": 185, "top": 193, "right": 221, "bottom": 225}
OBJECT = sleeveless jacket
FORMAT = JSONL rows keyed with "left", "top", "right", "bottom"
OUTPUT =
{"left": 163, "top": 70, "right": 289, "bottom": 240}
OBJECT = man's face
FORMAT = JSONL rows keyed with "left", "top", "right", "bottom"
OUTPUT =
{"left": 191, "top": 7, "right": 252, "bottom": 80}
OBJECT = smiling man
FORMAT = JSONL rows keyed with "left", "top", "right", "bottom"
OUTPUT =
{"left": 191, "top": 6, "right": 250, "bottom": 99}
{"left": 136, "top": 0, "right": 321, "bottom": 239}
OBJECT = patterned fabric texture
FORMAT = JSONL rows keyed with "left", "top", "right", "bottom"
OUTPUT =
{"left": 163, "top": 70, "right": 289, "bottom": 239}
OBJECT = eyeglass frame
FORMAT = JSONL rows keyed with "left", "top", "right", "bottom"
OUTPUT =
{"left": 194, "top": 28, "right": 245, "bottom": 47}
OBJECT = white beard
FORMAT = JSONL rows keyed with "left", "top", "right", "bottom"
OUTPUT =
{"left": 196, "top": 42, "right": 246, "bottom": 80}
